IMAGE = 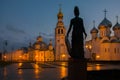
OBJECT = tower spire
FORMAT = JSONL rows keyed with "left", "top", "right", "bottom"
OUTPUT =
{"left": 104, "top": 9, "right": 107, "bottom": 18}
{"left": 57, "top": 4, "right": 63, "bottom": 20}
{"left": 59, "top": 4, "right": 62, "bottom": 12}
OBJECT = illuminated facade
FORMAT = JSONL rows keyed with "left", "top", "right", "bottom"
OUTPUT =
{"left": 55, "top": 8, "right": 69, "bottom": 61}
{"left": 2, "top": 48, "right": 29, "bottom": 61}
{"left": 28, "top": 36, "right": 54, "bottom": 61}
{"left": 85, "top": 11, "right": 120, "bottom": 61}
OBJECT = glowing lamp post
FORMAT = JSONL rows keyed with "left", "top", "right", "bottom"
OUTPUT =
{"left": 4, "top": 55, "right": 6, "bottom": 61}
{"left": 19, "top": 56, "right": 22, "bottom": 61}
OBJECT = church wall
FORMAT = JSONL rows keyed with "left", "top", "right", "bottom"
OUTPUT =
{"left": 96, "top": 42, "right": 120, "bottom": 61}
{"left": 99, "top": 43, "right": 111, "bottom": 60}
{"left": 110, "top": 43, "right": 120, "bottom": 60}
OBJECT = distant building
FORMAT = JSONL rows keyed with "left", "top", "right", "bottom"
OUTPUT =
{"left": 28, "top": 35, "right": 54, "bottom": 61}
{"left": 3, "top": 48, "right": 29, "bottom": 61}
{"left": 55, "top": 7, "right": 69, "bottom": 61}
{"left": 85, "top": 10, "right": 120, "bottom": 61}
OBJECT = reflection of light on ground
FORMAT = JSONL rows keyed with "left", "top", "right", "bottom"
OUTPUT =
{"left": 61, "top": 62, "right": 66, "bottom": 66}
{"left": 18, "top": 62, "right": 23, "bottom": 67}
{"left": 60, "top": 62, "right": 67, "bottom": 78}
{"left": 18, "top": 69, "right": 23, "bottom": 75}
{"left": 34, "top": 63, "right": 40, "bottom": 79}
{"left": 35, "top": 63, "right": 39, "bottom": 69}
{"left": 60, "top": 67, "right": 67, "bottom": 78}
{"left": 3, "top": 67, "right": 7, "bottom": 76}
{"left": 87, "top": 66, "right": 93, "bottom": 71}
{"left": 87, "top": 63, "right": 102, "bottom": 71}
{"left": 95, "top": 64, "right": 101, "bottom": 70}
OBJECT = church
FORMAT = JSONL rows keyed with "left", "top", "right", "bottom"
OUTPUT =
{"left": 2, "top": 7, "right": 69, "bottom": 62}
{"left": 85, "top": 10, "right": 120, "bottom": 61}
{"left": 28, "top": 35, "right": 54, "bottom": 61}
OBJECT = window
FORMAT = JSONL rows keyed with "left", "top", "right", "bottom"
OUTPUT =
{"left": 114, "top": 48, "right": 116, "bottom": 54}
{"left": 105, "top": 48, "right": 107, "bottom": 52}
{"left": 61, "top": 29, "right": 63, "bottom": 34}
{"left": 58, "top": 29, "right": 60, "bottom": 34}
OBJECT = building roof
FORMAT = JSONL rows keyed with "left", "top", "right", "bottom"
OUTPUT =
{"left": 98, "top": 18, "right": 112, "bottom": 29}
{"left": 113, "top": 22, "right": 120, "bottom": 30}
{"left": 90, "top": 27, "right": 98, "bottom": 33}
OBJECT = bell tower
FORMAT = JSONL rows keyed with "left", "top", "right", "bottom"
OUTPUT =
{"left": 55, "top": 7, "right": 68, "bottom": 61}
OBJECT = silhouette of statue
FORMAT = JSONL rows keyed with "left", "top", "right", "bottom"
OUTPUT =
{"left": 66, "top": 6, "right": 87, "bottom": 59}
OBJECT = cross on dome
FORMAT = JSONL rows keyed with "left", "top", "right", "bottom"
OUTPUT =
{"left": 104, "top": 9, "right": 107, "bottom": 18}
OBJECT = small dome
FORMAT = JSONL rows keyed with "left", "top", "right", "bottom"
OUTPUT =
{"left": 37, "top": 35, "right": 42, "bottom": 42}
{"left": 33, "top": 41, "right": 48, "bottom": 50}
{"left": 90, "top": 27, "right": 98, "bottom": 33}
{"left": 98, "top": 18, "right": 112, "bottom": 29}
{"left": 112, "top": 22, "right": 120, "bottom": 31}
{"left": 57, "top": 9, "right": 63, "bottom": 19}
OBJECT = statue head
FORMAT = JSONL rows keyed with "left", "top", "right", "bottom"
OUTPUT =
{"left": 74, "top": 6, "right": 79, "bottom": 17}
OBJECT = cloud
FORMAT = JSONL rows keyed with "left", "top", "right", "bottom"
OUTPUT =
{"left": 5, "top": 24, "right": 26, "bottom": 34}
{"left": 39, "top": 32, "right": 54, "bottom": 39}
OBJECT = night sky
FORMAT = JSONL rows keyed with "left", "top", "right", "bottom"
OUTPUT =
{"left": 0, "top": 0, "right": 120, "bottom": 51}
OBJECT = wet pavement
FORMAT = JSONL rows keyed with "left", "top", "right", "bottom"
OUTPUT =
{"left": 0, "top": 62, "right": 120, "bottom": 80}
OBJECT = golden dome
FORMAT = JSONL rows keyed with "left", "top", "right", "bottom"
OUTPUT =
{"left": 37, "top": 35, "right": 42, "bottom": 42}
{"left": 33, "top": 41, "right": 48, "bottom": 50}
{"left": 57, "top": 8, "right": 63, "bottom": 19}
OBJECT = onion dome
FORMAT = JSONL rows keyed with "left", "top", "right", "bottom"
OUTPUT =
{"left": 90, "top": 27, "right": 98, "bottom": 33}
{"left": 37, "top": 35, "right": 42, "bottom": 42}
{"left": 113, "top": 23, "right": 120, "bottom": 30}
{"left": 33, "top": 41, "right": 48, "bottom": 50}
{"left": 57, "top": 8, "right": 63, "bottom": 19}
{"left": 33, "top": 35, "right": 48, "bottom": 50}
{"left": 98, "top": 18, "right": 112, "bottom": 29}
{"left": 98, "top": 9, "right": 112, "bottom": 29}
{"left": 113, "top": 16, "right": 120, "bottom": 31}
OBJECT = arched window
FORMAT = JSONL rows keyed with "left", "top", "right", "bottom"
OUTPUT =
{"left": 61, "top": 29, "right": 63, "bottom": 34}
{"left": 58, "top": 29, "right": 60, "bottom": 34}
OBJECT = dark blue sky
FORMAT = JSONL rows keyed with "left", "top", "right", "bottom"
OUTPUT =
{"left": 0, "top": 0, "right": 120, "bottom": 50}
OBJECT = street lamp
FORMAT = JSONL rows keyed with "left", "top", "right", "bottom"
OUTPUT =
{"left": 62, "top": 54, "right": 65, "bottom": 58}
{"left": 4, "top": 55, "right": 6, "bottom": 61}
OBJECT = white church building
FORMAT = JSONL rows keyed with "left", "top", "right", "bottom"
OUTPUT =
{"left": 85, "top": 10, "right": 120, "bottom": 61}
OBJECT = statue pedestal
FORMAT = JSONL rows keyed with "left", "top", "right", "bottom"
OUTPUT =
{"left": 68, "top": 58, "right": 87, "bottom": 80}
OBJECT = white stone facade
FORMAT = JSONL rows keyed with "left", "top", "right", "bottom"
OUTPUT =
{"left": 85, "top": 15, "right": 120, "bottom": 61}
